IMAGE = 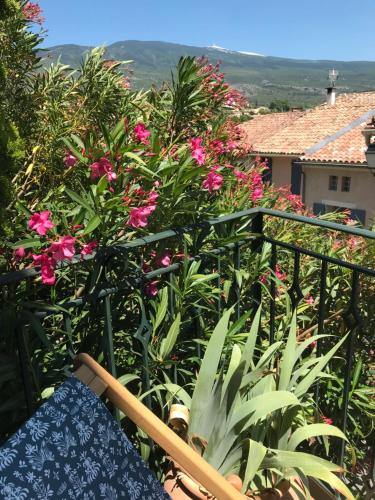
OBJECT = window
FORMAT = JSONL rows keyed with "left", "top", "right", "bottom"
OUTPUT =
{"left": 328, "top": 175, "right": 338, "bottom": 191}
{"left": 341, "top": 176, "right": 351, "bottom": 192}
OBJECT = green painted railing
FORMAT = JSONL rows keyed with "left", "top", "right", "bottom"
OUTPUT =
{"left": 1, "top": 208, "right": 374, "bottom": 470}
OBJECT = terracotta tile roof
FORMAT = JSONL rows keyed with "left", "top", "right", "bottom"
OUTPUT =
{"left": 303, "top": 122, "right": 368, "bottom": 164}
{"left": 240, "top": 91, "right": 375, "bottom": 164}
{"left": 240, "top": 111, "right": 304, "bottom": 152}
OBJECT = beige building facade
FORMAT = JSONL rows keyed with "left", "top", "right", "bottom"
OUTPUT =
{"left": 241, "top": 91, "right": 375, "bottom": 227}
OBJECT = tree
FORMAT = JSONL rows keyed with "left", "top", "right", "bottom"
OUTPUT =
{"left": 269, "top": 99, "right": 291, "bottom": 112}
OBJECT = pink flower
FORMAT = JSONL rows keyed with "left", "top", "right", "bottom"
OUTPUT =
{"left": 275, "top": 265, "right": 286, "bottom": 281}
{"left": 81, "top": 241, "right": 98, "bottom": 256}
{"left": 157, "top": 252, "right": 171, "bottom": 267}
{"left": 251, "top": 187, "right": 263, "bottom": 202}
{"left": 202, "top": 168, "right": 224, "bottom": 192}
{"left": 153, "top": 180, "right": 161, "bottom": 188}
{"left": 190, "top": 137, "right": 206, "bottom": 166}
{"left": 32, "top": 254, "right": 56, "bottom": 285}
{"left": 28, "top": 211, "right": 54, "bottom": 236}
{"left": 128, "top": 205, "right": 156, "bottom": 228}
{"left": 322, "top": 416, "right": 333, "bottom": 425}
{"left": 148, "top": 190, "right": 159, "bottom": 203}
{"left": 305, "top": 296, "right": 314, "bottom": 305}
{"left": 90, "top": 157, "right": 117, "bottom": 182}
{"left": 134, "top": 123, "right": 151, "bottom": 144}
{"left": 64, "top": 153, "right": 77, "bottom": 168}
{"left": 47, "top": 236, "right": 76, "bottom": 262}
{"left": 145, "top": 280, "right": 158, "bottom": 296}
{"left": 234, "top": 169, "right": 247, "bottom": 181}
{"left": 14, "top": 247, "right": 26, "bottom": 259}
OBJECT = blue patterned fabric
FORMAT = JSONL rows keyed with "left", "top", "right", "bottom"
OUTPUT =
{"left": 0, "top": 376, "right": 170, "bottom": 499}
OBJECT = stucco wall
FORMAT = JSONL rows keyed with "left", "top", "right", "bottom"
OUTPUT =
{"left": 271, "top": 156, "right": 294, "bottom": 187}
{"left": 303, "top": 166, "right": 375, "bottom": 226}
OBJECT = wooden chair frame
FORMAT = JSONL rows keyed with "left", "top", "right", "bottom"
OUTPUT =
{"left": 74, "top": 353, "right": 244, "bottom": 500}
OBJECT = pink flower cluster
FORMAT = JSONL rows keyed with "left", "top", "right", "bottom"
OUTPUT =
{"left": 202, "top": 167, "right": 223, "bottom": 192}
{"left": 25, "top": 211, "right": 97, "bottom": 285}
{"left": 248, "top": 170, "right": 264, "bottom": 203}
{"left": 127, "top": 190, "right": 159, "bottom": 228}
{"left": 22, "top": 2, "right": 45, "bottom": 24}
{"left": 90, "top": 157, "right": 117, "bottom": 182}
{"left": 190, "top": 137, "right": 206, "bottom": 166}
{"left": 134, "top": 123, "right": 151, "bottom": 145}
{"left": 143, "top": 249, "right": 175, "bottom": 296}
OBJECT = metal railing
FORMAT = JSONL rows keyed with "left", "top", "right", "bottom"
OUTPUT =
{"left": 1, "top": 208, "right": 374, "bottom": 469}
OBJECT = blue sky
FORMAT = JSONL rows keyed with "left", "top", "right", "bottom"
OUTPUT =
{"left": 38, "top": 0, "right": 375, "bottom": 61}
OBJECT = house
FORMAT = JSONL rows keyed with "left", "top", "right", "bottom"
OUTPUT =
{"left": 240, "top": 90, "right": 375, "bottom": 227}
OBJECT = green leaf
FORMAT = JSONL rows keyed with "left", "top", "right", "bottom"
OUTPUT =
{"left": 11, "top": 238, "right": 42, "bottom": 250}
{"left": 124, "top": 152, "right": 157, "bottom": 178}
{"left": 65, "top": 188, "right": 95, "bottom": 215}
{"left": 153, "top": 287, "right": 169, "bottom": 333}
{"left": 294, "top": 333, "right": 348, "bottom": 397}
{"left": 287, "top": 424, "right": 348, "bottom": 451}
{"left": 221, "top": 344, "right": 242, "bottom": 402}
{"left": 117, "top": 374, "right": 140, "bottom": 386}
{"left": 231, "top": 390, "right": 300, "bottom": 431}
{"left": 242, "top": 440, "right": 267, "bottom": 492}
{"left": 241, "top": 305, "right": 261, "bottom": 372}
{"left": 189, "top": 308, "right": 233, "bottom": 437}
{"left": 97, "top": 175, "right": 108, "bottom": 195}
{"left": 61, "top": 137, "right": 87, "bottom": 164}
{"left": 261, "top": 450, "right": 354, "bottom": 500}
{"left": 140, "top": 383, "right": 192, "bottom": 407}
{"left": 82, "top": 214, "right": 102, "bottom": 235}
{"left": 159, "top": 313, "right": 181, "bottom": 361}
{"left": 279, "top": 310, "right": 297, "bottom": 390}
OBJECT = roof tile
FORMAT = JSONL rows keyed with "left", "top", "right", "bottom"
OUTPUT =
{"left": 240, "top": 91, "right": 375, "bottom": 164}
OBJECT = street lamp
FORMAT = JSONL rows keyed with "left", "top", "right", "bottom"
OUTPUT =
{"left": 362, "top": 117, "right": 375, "bottom": 172}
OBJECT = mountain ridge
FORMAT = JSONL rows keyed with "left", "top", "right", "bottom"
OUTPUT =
{"left": 41, "top": 40, "right": 375, "bottom": 107}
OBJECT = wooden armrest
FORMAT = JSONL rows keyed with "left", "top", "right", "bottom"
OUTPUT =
{"left": 74, "top": 353, "right": 244, "bottom": 500}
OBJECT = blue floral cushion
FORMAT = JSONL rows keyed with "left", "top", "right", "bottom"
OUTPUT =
{"left": 0, "top": 376, "right": 170, "bottom": 499}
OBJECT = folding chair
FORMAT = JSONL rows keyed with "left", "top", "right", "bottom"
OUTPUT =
{"left": 0, "top": 353, "right": 243, "bottom": 499}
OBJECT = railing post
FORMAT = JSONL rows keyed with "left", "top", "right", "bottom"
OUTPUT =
{"left": 251, "top": 212, "right": 264, "bottom": 311}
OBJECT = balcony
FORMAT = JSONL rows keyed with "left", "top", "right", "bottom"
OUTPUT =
{"left": 1, "top": 208, "right": 374, "bottom": 497}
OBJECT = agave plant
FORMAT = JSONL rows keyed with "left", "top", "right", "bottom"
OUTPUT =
{"left": 151, "top": 307, "right": 353, "bottom": 499}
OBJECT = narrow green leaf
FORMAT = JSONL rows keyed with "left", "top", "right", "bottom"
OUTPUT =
{"left": 153, "top": 287, "right": 168, "bottom": 332}
{"left": 82, "top": 214, "right": 102, "bottom": 235}
{"left": 12, "top": 238, "right": 42, "bottom": 250}
{"left": 295, "top": 333, "right": 348, "bottom": 397}
{"left": 189, "top": 308, "right": 233, "bottom": 437}
{"left": 117, "top": 374, "right": 140, "bottom": 386}
{"left": 241, "top": 305, "right": 261, "bottom": 372}
{"left": 140, "top": 383, "right": 192, "bottom": 407}
{"left": 159, "top": 313, "right": 181, "bottom": 360}
{"left": 65, "top": 188, "right": 95, "bottom": 215}
{"left": 221, "top": 345, "right": 242, "bottom": 402}
{"left": 61, "top": 137, "right": 87, "bottom": 164}
{"left": 279, "top": 310, "right": 297, "bottom": 390}
{"left": 287, "top": 424, "right": 348, "bottom": 451}
{"left": 242, "top": 440, "right": 267, "bottom": 492}
{"left": 231, "top": 390, "right": 300, "bottom": 431}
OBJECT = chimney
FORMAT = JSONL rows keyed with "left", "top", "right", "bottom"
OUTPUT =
{"left": 326, "top": 86, "right": 336, "bottom": 106}
{"left": 326, "top": 68, "right": 339, "bottom": 106}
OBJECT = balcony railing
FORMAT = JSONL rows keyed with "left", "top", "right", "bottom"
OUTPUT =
{"left": 1, "top": 208, "right": 374, "bottom": 472}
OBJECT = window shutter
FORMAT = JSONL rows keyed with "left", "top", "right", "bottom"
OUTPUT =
{"left": 350, "top": 209, "right": 366, "bottom": 226}
{"left": 313, "top": 203, "right": 325, "bottom": 215}
{"left": 291, "top": 162, "right": 302, "bottom": 194}
{"left": 262, "top": 157, "right": 272, "bottom": 183}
